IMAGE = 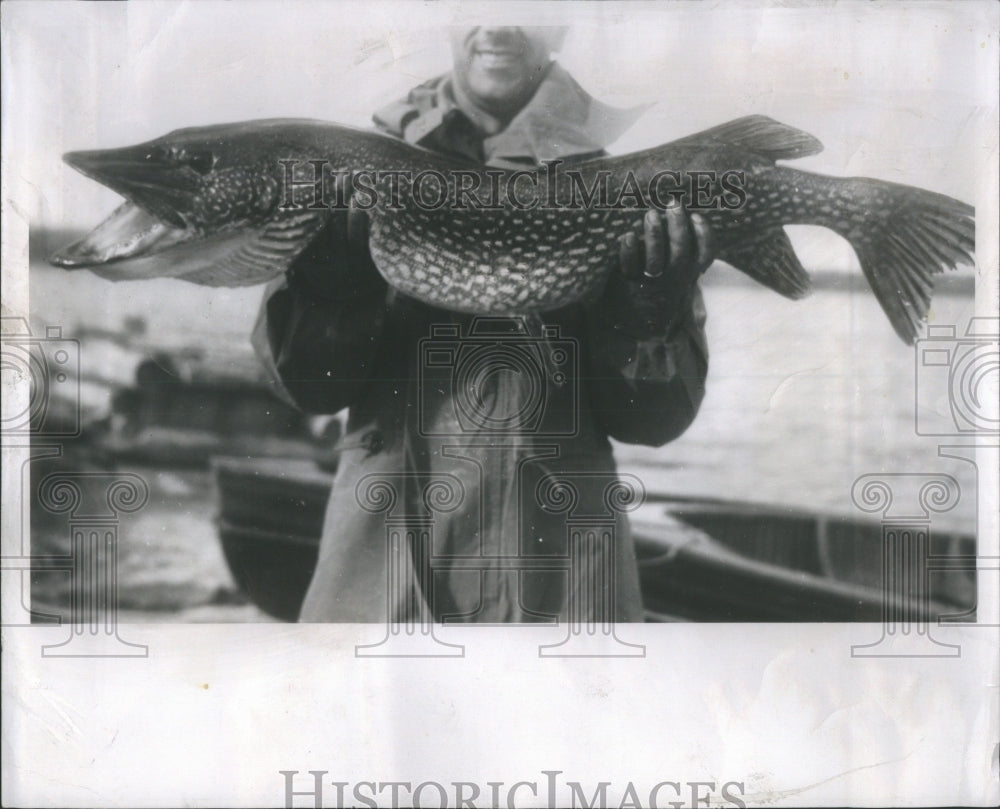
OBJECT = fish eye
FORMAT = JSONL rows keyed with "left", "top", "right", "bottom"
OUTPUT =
{"left": 179, "top": 149, "right": 216, "bottom": 175}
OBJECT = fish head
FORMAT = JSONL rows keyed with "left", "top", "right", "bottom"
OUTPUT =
{"left": 59, "top": 123, "right": 285, "bottom": 231}
{"left": 49, "top": 121, "right": 328, "bottom": 283}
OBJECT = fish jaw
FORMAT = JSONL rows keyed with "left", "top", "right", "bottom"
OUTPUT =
{"left": 61, "top": 146, "right": 203, "bottom": 229}
{"left": 48, "top": 197, "right": 290, "bottom": 285}
{"left": 50, "top": 140, "right": 212, "bottom": 275}
{"left": 49, "top": 201, "right": 194, "bottom": 271}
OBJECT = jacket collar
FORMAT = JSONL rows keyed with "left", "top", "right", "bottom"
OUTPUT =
{"left": 373, "top": 62, "right": 645, "bottom": 165}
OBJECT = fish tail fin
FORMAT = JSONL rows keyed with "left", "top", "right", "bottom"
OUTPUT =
{"left": 837, "top": 180, "right": 975, "bottom": 344}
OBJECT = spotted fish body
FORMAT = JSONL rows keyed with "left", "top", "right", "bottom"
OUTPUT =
{"left": 51, "top": 116, "right": 974, "bottom": 343}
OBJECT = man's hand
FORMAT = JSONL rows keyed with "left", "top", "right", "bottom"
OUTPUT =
{"left": 608, "top": 206, "right": 714, "bottom": 335}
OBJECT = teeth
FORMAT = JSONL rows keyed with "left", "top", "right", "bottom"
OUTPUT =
{"left": 49, "top": 201, "right": 189, "bottom": 267}
{"left": 477, "top": 51, "right": 517, "bottom": 67}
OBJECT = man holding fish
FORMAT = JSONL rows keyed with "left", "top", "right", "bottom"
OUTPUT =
{"left": 51, "top": 22, "right": 973, "bottom": 622}
{"left": 252, "top": 26, "right": 714, "bottom": 623}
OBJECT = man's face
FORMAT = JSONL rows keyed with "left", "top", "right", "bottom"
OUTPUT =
{"left": 449, "top": 27, "right": 566, "bottom": 118}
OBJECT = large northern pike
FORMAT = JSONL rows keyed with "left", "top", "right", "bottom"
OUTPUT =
{"left": 50, "top": 115, "right": 974, "bottom": 344}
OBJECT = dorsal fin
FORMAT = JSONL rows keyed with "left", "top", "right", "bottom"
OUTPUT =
{"left": 718, "top": 228, "right": 811, "bottom": 299}
{"left": 678, "top": 115, "right": 824, "bottom": 161}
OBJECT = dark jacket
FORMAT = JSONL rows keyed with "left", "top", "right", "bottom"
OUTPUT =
{"left": 253, "top": 63, "right": 708, "bottom": 622}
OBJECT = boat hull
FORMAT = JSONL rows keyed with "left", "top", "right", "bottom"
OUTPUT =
{"left": 213, "top": 458, "right": 976, "bottom": 623}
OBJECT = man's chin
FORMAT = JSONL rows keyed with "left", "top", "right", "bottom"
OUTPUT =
{"left": 466, "top": 75, "right": 532, "bottom": 112}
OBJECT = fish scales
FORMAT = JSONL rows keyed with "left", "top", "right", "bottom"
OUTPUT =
{"left": 51, "top": 115, "right": 975, "bottom": 343}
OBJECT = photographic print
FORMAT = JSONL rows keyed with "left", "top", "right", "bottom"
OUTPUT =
{"left": 2, "top": 1, "right": 997, "bottom": 807}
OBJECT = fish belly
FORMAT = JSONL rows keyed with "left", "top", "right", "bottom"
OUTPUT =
{"left": 369, "top": 203, "right": 638, "bottom": 313}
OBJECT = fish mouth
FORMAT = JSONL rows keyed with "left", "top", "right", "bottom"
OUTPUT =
{"left": 50, "top": 146, "right": 197, "bottom": 270}
{"left": 49, "top": 200, "right": 192, "bottom": 269}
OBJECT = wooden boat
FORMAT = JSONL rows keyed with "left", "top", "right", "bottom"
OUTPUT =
{"left": 212, "top": 457, "right": 976, "bottom": 623}
{"left": 104, "top": 351, "right": 321, "bottom": 466}
{"left": 25, "top": 316, "right": 327, "bottom": 466}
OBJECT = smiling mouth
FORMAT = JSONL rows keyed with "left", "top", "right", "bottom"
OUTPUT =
{"left": 473, "top": 48, "right": 522, "bottom": 68}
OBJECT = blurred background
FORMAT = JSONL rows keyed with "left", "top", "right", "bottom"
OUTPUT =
{"left": 4, "top": 0, "right": 993, "bottom": 622}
